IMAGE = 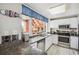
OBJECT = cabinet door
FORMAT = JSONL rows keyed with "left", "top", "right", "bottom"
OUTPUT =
{"left": 52, "top": 35, "right": 58, "bottom": 44}
{"left": 37, "top": 39, "right": 45, "bottom": 51}
{"left": 70, "top": 18, "right": 78, "bottom": 28}
{"left": 31, "top": 42, "right": 37, "bottom": 48}
{"left": 70, "top": 36, "right": 78, "bottom": 49}
{"left": 45, "top": 35, "right": 53, "bottom": 51}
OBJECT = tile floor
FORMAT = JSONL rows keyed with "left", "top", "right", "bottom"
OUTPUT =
{"left": 47, "top": 44, "right": 78, "bottom": 55}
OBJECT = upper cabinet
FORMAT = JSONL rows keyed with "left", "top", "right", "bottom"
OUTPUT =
{"left": 70, "top": 17, "right": 78, "bottom": 28}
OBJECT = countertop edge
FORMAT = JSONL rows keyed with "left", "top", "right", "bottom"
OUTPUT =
{"left": 29, "top": 34, "right": 52, "bottom": 44}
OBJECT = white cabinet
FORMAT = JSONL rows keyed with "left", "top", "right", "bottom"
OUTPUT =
{"left": 52, "top": 35, "right": 58, "bottom": 44}
{"left": 37, "top": 39, "right": 45, "bottom": 51}
{"left": 70, "top": 36, "right": 78, "bottom": 49}
{"left": 45, "top": 35, "right": 58, "bottom": 51}
{"left": 31, "top": 42, "right": 37, "bottom": 48}
{"left": 70, "top": 18, "right": 78, "bottom": 28}
{"left": 45, "top": 35, "right": 53, "bottom": 51}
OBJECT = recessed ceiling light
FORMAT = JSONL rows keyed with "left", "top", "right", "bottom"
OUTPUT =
{"left": 48, "top": 4, "right": 66, "bottom": 15}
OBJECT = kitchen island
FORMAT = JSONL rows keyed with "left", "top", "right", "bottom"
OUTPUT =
{"left": 29, "top": 34, "right": 57, "bottom": 52}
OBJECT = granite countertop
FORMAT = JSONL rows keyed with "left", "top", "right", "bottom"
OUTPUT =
{"left": 29, "top": 34, "right": 52, "bottom": 44}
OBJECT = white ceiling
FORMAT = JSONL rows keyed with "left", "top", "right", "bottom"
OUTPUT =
{"left": 25, "top": 3, "right": 63, "bottom": 19}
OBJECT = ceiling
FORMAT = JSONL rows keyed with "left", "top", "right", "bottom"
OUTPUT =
{"left": 25, "top": 3, "right": 63, "bottom": 19}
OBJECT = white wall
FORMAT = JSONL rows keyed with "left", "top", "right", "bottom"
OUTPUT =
{"left": 0, "top": 4, "right": 22, "bottom": 43}
{"left": 0, "top": 3, "right": 22, "bottom": 14}
{"left": 0, "top": 14, "right": 22, "bottom": 35}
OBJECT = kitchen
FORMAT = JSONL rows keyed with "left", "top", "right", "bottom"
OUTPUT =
{"left": 0, "top": 3, "right": 79, "bottom": 55}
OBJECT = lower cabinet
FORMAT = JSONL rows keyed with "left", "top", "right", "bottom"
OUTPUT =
{"left": 45, "top": 35, "right": 53, "bottom": 51}
{"left": 52, "top": 35, "right": 58, "bottom": 44}
{"left": 30, "top": 39, "right": 45, "bottom": 52}
{"left": 45, "top": 35, "right": 58, "bottom": 51}
{"left": 70, "top": 36, "right": 78, "bottom": 49}
{"left": 37, "top": 39, "right": 45, "bottom": 51}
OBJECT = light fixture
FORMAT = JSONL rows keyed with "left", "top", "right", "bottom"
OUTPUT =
{"left": 48, "top": 4, "right": 66, "bottom": 15}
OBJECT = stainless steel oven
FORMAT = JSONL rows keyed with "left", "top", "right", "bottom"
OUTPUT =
{"left": 58, "top": 24, "right": 70, "bottom": 47}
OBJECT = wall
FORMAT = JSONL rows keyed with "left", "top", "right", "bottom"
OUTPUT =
{"left": 0, "top": 4, "right": 22, "bottom": 44}
{"left": 0, "top": 3, "right": 22, "bottom": 14}
{"left": 0, "top": 14, "right": 22, "bottom": 35}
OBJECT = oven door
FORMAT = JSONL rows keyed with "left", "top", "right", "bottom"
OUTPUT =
{"left": 58, "top": 36, "right": 69, "bottom": 43}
